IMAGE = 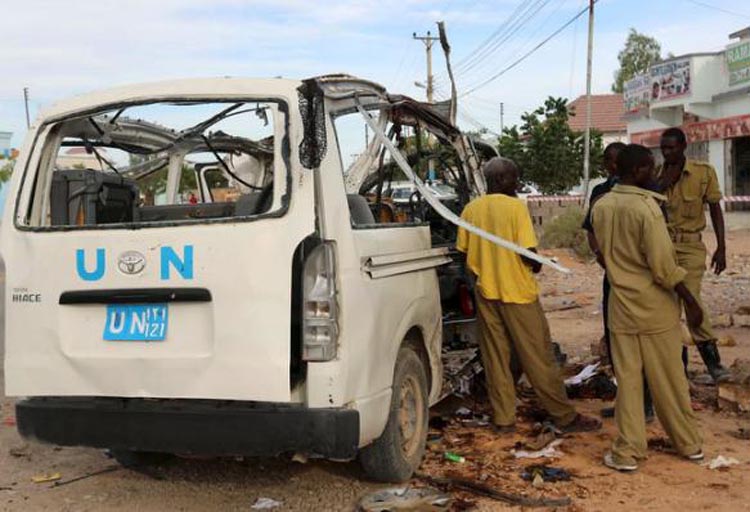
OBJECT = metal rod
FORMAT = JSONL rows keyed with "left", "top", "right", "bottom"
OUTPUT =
{"left": 582, "top": 0, "right": 595, "bottom": 209}
{"left": 23, "top": 87, "right": 31, "bottom": 128}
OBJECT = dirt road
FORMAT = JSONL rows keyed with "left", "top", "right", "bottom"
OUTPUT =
{"left": 1, "top": 231, "right": 749, "bottom": 511}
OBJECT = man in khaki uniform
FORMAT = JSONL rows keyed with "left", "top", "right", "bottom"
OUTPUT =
{"left": 656, "top": 127, "right": 729, "bottom": 382}
{"left": 592, "top": 144, "right": 704, "bottom": 472}
{"left": 457, "top": 157, "right": 600, "bottom": 434}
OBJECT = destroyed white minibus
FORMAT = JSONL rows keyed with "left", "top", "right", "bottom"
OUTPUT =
{"left": 2, "top": 75, "right": 559, "bottom": 482}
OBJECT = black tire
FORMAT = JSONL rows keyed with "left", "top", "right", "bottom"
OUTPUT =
{"left": 360, "top": 346, "right": 429, "bottom": 483}
{"left": 109, "top": 449, "right": 173, "bottom": 469}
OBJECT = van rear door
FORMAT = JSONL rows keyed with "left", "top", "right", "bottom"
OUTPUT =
{"left": 2, "top": 81, "right": 312, "bottom": 402}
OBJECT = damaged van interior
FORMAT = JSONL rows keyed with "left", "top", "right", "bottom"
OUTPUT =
{"left": 24, "top": 100, "right": 287, "bottom": 228}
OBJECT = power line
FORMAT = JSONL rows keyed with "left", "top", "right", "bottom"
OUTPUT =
{"left": 683, "top": 0, "right": 750, "bottom": 20}
{"left": 434, "top": 0, "right": 548, "bottom": 85}
{"left": 461, "top": 0, "right": 597, "bottom": 97}
{"left": 465, "top": 0, "right": 567, "bottom": 87}
{"left": 449, "top": 0, "right": 529, "bottom": 73}
{"left": 453, "top": 0, "right": 553, "bottom": 80}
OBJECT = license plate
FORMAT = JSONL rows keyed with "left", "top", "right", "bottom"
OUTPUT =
{"left": 103, "top": 304, "right": 168, "bottom": 341}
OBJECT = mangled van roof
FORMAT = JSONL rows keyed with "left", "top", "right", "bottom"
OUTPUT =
{"left": 38, "top": 75, "right": 393, "bottom": 124}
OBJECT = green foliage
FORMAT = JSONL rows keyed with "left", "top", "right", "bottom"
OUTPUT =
{"left": 0, "top": 160, "right": 14, "bottom": 183}
{"left": 540, "top": 207, "right": 592, "bottom": 259}
{"left": 497, "top": 97, "right": 603, "bottom": 195}
{"left": 612, "top": 28, "right": 662, "bottom": 93}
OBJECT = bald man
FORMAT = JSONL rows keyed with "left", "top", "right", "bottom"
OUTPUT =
{"left": 457, "top": 157, "right": 601, "bottom": 434}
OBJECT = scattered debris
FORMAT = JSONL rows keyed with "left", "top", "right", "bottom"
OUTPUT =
{"left": 8, "top": 444, "right": 30, "bottom": 458}
{"left": 718, "top": 359, "right": 750, "bottom": 412}
{"left": 251, "top": 497, "right": 283, "bottom": 510}
{"left": 647, "top": 437, "right": 673, "bottom": 453}
{"left": 440, "top": 349, "right": 483, "bottom": 400}
{"left": 731, "top": 427, "right": 750, "bottom": 440}
{"left": 706, "top": 455, "right": 741, "bottom": 470}
{"left": 718, "top": 335, "right": 737, "bottom": 347}
{"left": 416, "top": 473, "right": 572, "bottom": 508}
{"left": 291, "top": 453, "right": 308, "bottom": 464}
{"left": 565, "top": 362, "right": 617, "bottom": 400}
{"left": 52, "top": 466, "right": 121, "bottom": 488}
{"left": 564, "top": 363, "right": 600, "bottom": 386}
{"left": 522, "top": 423, "right": 562, "bottom": 451}
{"left": 521, "top": 464, "right": 572, "bottom": 483}
{"left": 358, "top": 487, "right": 451, "bottom": 511}
{"left": 544, "top": 298, "right": 582, "bottom": 312}
{"left": 531, "top": 473, "right": 545, "bottom": 488}
{"left": 31, "top": 473, "right": 62, "bottom": 484}
{"left": 512, "top": 439, "right": 563, "bottom": 459}
{"left": 444, "top": 452, "right": 466, "bottom": 463}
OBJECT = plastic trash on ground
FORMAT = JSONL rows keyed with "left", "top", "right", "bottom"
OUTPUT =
{"left": 706, "top": 455, "right": 741, "bottom": 470}
{"left": 251, "top": 497, "right": 283, "bottom": 509}
{"left": 359, "top": 487, "right": 451, "bottom": 511}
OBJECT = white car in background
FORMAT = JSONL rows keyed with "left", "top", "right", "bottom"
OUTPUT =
{"left": 388, "top": 181, "right": 458, "bottom": 205}
{"left": 517, "top": 183, "right": 541, "bottom": 202}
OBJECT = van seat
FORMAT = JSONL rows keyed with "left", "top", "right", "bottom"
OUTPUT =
{"left": 347, "top": 194, "right": 375, "bottom": 225}
{"left": 235, "top": 192, "right": 262, "bottom": 216}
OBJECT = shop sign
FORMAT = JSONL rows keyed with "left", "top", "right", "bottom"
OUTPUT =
{"left": 650, "top": 58, "right": 691, "bottom": 101}
{"left": 623, "top": 73, "right": 651, "bottom": 112}
{"left": 630, "top": 114, "right": 750, "bottom": 147}
{"left": 727, "top": 41, "right": 750, "bottom": 86}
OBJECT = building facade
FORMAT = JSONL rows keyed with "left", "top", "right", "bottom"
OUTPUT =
{"left": 624, "top": 27, "right": 750, "bottom": 210}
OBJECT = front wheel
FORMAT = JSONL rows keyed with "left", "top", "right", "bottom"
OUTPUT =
{"left": 360, "top": 346, "right": 429, "bottom": 483}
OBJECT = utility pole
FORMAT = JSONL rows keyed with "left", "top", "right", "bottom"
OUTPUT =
{"left": 413, "top": 31, "right": 439, "bottom": 104}
{"left": 500, "top": 102, "right": 505, "bottom": 134}
{"left": 23, "top": 87, "right": 31, "bottom": 129}
{"left": 582, "top": 0, "right": 595, "bottom": 209}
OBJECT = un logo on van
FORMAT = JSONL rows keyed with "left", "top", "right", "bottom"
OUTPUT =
{"left": 117, "top": 251, "right": 146, "bottom": 275}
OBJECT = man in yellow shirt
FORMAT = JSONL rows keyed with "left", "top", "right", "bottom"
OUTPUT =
{"left": 656, "top": 127, "right": 729, "bottom": 382}
{"left": 592, "top": 144, "right": 704, "bottom": 471}
{"left": 457, "top": 157, "right": 600, "bottom": 434}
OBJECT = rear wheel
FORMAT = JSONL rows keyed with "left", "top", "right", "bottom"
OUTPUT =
{"left": 360, "top": 346, "right": 429, "bottom": 483}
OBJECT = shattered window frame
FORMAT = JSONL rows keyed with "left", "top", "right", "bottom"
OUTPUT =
{"left": 15, "top": 98, "right": 292, "bottom": 232}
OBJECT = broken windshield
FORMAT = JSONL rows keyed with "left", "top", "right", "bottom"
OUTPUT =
{"left": 21, "top": 99, "right": 288, "bottom": 229}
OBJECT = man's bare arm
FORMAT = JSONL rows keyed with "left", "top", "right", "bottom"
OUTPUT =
{"left": 708, "top": 202, "right": 726, "bottom": 275}
{"left": 521, "top": 248, "right": 543, "bottom": 274}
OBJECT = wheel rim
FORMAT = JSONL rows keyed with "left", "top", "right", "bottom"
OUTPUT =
{"left": 398, "top": 374, "right": 424, "bottom": 459}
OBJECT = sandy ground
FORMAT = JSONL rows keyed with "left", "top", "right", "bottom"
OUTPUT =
{"left": 1, "top": 230, "right": 749, "bottom": 511}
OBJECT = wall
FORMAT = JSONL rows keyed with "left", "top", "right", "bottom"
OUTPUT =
{"left": 526, "top": 196, "right": 584, "bottom": 231}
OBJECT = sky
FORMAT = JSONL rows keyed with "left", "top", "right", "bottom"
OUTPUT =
{"left": 1, "top": 0, "right": 749, "bottom": 149}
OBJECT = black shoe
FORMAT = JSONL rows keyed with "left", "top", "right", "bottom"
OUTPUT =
{"left": 696, "top": 341, "right": 731, "bottom": 383}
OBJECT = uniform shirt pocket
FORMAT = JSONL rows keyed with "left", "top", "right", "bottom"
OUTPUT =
{"left": 681, "top": 194, "right": 703, "bottom": 218}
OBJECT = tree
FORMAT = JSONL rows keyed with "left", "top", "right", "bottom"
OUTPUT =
{"left": 0, "top": 159, "right": 14, "bottom": 183}
{"left": 497, "top": 96, "right": 603, "bottom": 195}
{"left": 612, "top": 28, "right": 662, "bottom": 93}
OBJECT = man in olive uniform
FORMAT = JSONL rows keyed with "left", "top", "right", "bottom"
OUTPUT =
{"left": 657, "top": 127, "right": 729, "bottom": 382}
{"left": 457, "top": 157, "right": 601, "bottom": 434}
{"left": 592, "top": 144, "right": 704, "bottom": 472}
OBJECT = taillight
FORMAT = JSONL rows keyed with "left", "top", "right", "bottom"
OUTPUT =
{"left": 459, "top": 283, "right": 474, "bottom": 317}
{"left": 302, "top": 242, "right": 339, "bottom": 361}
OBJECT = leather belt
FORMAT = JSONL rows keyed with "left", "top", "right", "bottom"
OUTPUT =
{"left": 671, "top": 232, "right": 702, "bottom": 243}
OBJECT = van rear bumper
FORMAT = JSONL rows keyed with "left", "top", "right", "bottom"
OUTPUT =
{"left": 16, "top": 397, "right": 360, "bottom": 460}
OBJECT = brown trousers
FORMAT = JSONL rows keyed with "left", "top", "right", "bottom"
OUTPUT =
{"left": 475, "top": 293, "right": 577, "bottom": 427}
{"left": 675, "top": 241, "right": 715, "bottom": 343}
{"left": 610, "top": 323, "right": 703, "bottom": 465}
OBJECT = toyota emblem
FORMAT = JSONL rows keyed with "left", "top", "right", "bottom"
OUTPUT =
{"left": 118, "top": 250, "right": 146, "bottom": 275}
